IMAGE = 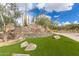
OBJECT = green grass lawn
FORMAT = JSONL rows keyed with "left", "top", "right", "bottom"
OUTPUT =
{"left": 0, "top": 35, "right": 79, "bottom": 56}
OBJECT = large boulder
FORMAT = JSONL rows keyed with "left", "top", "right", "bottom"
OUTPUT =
{"left": 24, "top": 43, "right": 37, "bottom": 51}
{"left": 28, "top": 24, "right": 45, "bottom": 33}
{"left": 7, "top": 30, "right": 16, "bottom": 39}
{"left": 5, "top": 23, "right": 16, "bottom": 39}
{"left": 20, "top": 41, "right": 29, "bottom": 48}
{"left": 53, "top": 35, "right": 61, "bottom": 40}
{"left": 6, "top": 23, "right": 15, "bottom": 32}
{"left": 0, "top": 39, "right": 3, "bottom": 42}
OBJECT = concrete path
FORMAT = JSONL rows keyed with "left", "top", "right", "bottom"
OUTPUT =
{"left": 53, "top": 32, "right": 79, "bottom": 42}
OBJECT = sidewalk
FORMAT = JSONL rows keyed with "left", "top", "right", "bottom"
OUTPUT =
{"left": 53, "top": 32, "right": 79, "bottom": 42}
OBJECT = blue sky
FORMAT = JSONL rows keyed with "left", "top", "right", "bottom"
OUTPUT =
{"left": 17, "top": 3, "right": 79, "bottom": 25}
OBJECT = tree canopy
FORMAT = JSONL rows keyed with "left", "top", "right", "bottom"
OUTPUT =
{"left": 33, "top": 14, "right": 53, "bottom": 29}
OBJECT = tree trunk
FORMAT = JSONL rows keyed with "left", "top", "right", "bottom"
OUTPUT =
{"left": 3, "top": 31, "right": 8, "bottom": 41}
{"left": 0, "top": 14, "right": 8, "bottom": 42}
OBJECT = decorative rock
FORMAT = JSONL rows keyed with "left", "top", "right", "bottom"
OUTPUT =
{"left": 24, "top": 43, "right": 37, "bottom": 51}
{"left": 54, "top": 35, "right": 61, "bottom": 39}
{"left": 20, "top": 41, "right": 28, "bottom": 48}
{"left": 0, "top": 39, "right": 3, "bottom": 42}
{"left": 18, "top": 37, "right": 23, "bottom": 39}
{"left": 12, "top": 53, "right": 30, "bottom": 56}
{"left": 6, "top": 23, "right": 15, "bottom": 32}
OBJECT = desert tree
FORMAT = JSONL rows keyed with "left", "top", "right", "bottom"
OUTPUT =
{"left": 0, "top": 3, "right": 21, "bottom": 41}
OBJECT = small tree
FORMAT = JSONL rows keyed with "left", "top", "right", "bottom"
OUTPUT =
{"left": 33, "top": 14, "right": 53, "bottom": 31}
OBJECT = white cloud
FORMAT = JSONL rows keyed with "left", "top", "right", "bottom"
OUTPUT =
{"left": 43, "top": 15, "right": 51, "bottom": 19}
{"left": 17, "top": 3, "right": 25, "bottom": 11}
{"left": 74, "top": 21, "right": 79, "bottom": 24}
{"left": 36, "top": 3, "right": 74, "bottom": 12}
{"left": 77, "top": 14, "right": 79, "bottom": 17}
{"left": 27, "top": 3, "right": 34, "bottom": 11}
{"left": 36, "top": 3, "right": 46, "bottom": 9}
{"left": 58, "top": 23, "right": 62, "bottom": 26}
{"left": 17, "top": 3, "right": 34, "bottom": 12}
{"left": 54, "top": 15, "right": 59, "bottom": 18}
{"left": 63, "top": 21, "right": 71, "bottom": 25}
{"left": 38, "top": 14, "right": 51, "bottom": 20}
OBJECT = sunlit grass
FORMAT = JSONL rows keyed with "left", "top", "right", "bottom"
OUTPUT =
{"left": 0, "top": 35, "right": 79, "bottom": 56}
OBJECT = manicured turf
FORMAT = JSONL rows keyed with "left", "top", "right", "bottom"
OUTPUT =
{"left": 0, "top": 35, "right": 79, "bottom": 56}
